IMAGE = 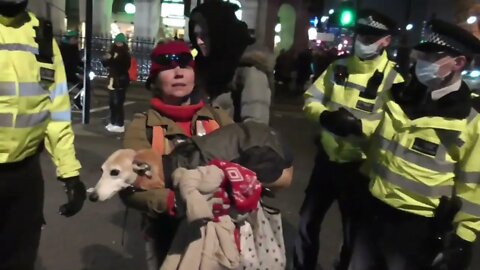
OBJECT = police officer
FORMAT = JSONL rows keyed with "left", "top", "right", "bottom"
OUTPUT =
{"left": 349, "top": 19, "right": 480, "bottom": 270}
{"left": 294, "top": 9, "right": 404, "bottom": 270}
{"left": 0, "top": 1, "right": 86, "bottom": 269}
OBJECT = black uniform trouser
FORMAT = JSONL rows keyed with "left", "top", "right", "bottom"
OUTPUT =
{"left": 293, "top": 148, "right": 369, "bottom": 270}
{"left": 349, "top": 195, "right": 436, "bottom": 270}
{"left": 0, "top": 155, "right": 44, "bottom": 270}
{"left": 109, "top": 88, "right": 126, "bottom": 126}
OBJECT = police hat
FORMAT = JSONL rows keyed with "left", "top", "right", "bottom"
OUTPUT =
{"left": 415, "top": 19, "right": 480, "bottom": 57}
{"left": 355, "top": 9, "right": 398, "bottom": 36}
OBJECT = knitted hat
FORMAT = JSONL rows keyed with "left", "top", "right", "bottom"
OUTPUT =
{"left": 147, "top": 41, "right": 195, "bottom": 88}
{"left": 114, "top": 33, "right": 127, "bottom": 43}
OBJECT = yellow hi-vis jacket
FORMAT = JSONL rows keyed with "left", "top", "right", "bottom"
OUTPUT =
{"left": 365, "top": 91, "right": 480, "bottom": 242}
{"left": 304, "top": 51, "right": 404, "bottom": 163}
{"left": 0, "top": 12, "right": 80, "bottom": 178}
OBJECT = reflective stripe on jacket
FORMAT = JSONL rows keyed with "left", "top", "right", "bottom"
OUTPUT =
{"left": 0, "top": 12, "right": 80, "bottom": 178}
{"left": 304, "top": 52, "right": 404, "bottom": 163}
{"left": 367, "top": 94, "right": 480, "bottom": 242}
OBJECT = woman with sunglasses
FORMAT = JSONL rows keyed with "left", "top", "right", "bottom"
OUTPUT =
{"left": 121, "top": 40, "right": 233, "bottom": 270}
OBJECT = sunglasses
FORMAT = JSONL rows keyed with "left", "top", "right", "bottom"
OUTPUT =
{"left": 152, "top": 53, "right": 194, "bottom": 70}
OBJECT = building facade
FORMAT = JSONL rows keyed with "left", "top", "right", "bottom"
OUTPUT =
{"left": 27, "top": 0, "right": 312, "bottom": 53}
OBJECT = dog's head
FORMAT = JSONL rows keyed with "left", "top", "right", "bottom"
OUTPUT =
{"left": 132, "top": 149, "right": 165, "bottom": 190}
{"left": 89, "top": 149, "right": 137, "bottom": 202}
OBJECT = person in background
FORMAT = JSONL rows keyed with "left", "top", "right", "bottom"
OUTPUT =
{"left": 294, "top": 9, "right": 404, "bottom": 270}
{"left": 0, "top": 1, "right": 86, "bottom": 269}
{"left": 102, "top": 33, "right": 131, "bottom": 133}
{"left": 295, "top": 47, "right": 313, "bottom": 95}
{"left": 59, "top": 30, "right": 82, "bottom": 86}
{"left": 189, "top": 0, "right": 274, "bottom": 124}
{"left": 59, "top": 30, "right": 84, "bottom": 109}
{"left": 120, "top": 40, "right": 232, "bottom": 270}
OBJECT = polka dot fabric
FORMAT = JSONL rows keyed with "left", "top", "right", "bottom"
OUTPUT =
{"left": 239, "top": 203, "right": 286, "bottom": 270}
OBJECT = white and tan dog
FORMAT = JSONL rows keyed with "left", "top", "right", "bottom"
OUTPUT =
{"left": 88, "top": 149, "right": 165, "bottom": 202}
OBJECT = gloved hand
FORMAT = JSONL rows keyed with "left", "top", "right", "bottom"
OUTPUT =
{"left": 319, "top": 108, "right": 362, "bottom": 137}
{"left": 58, "top": 176, "right": 86, "bottom": 217}
{"left": 431, "top": 234, "right": 473, "bottom": 270}
{"left": 172, "top": 166, "right": 225, "bottom": 222}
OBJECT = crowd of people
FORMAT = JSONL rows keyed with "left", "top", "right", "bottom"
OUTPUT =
{"left": 1, "top": 0, "right": 480, "bottom": 270}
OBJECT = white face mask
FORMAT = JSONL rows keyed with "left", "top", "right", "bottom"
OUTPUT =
{"left": 415, "top": 59, "right": 452, "bottom": 87}
{"left": 354, "top": 39, "right": 380, "bottom": 60}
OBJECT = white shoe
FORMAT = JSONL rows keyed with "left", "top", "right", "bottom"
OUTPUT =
{"left": 107, "top": 125, "right": 125, "bottom": 133}
{"left": 105, "top": 123, "right": 113, "bottom": 129}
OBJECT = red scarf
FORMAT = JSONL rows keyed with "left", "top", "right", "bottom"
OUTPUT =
{"left": 150, "top": 97, "right": 204, "bottom": 137}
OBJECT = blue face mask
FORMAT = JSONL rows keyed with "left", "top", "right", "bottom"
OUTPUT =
{"left": 415, "top": 59, "right": 451, "bottom": 87}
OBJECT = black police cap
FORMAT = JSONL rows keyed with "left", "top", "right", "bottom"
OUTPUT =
{"left": 354, "top": 9, "right": 398, "bottom": 36}
{"left": 415, "top": 19, "right": 480, "bottom": 57}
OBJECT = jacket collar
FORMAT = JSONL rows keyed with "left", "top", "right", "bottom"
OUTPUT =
{"left": 394, "top": 80, "right": 472, "bottom": 121}
{"left": 431, "top": 79, "right": 462, "bottom": 101}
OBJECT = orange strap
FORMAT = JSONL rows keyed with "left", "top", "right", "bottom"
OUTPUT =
{"left": 202, "top": 120, "right": 220, "bottom": 133}
{"left": 151, "top": 120, "right": 220, "bottom": 154}
{"left": 152, "top": 126, "right": 165, "bottom": 154}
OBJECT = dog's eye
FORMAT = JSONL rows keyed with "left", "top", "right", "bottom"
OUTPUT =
{"left": 110, "top": 169, "right": 120, "bottom": 176}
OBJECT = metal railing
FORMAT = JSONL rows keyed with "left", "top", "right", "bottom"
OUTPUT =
{"left": 57, "top": 35, "right": 156, "bottom": 82}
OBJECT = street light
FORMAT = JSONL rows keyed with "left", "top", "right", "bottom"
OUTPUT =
{"left": 321, "top": 16, "right": 329, "bottom": 23}
{"left": 406, "top": 24, "right": 413, "bottom": 31}
{"left": 125, "top": 3, "right": 136, "bottom": 14}
{"left": 329, "top": 9, "right": 334, "bottom": 15}
{"left": 467, "top": 16, "right": 477, "bottom": 24}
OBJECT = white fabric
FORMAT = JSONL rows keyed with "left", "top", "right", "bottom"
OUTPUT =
{"left": 431, "top": 79, "right": 462, "bottom": 101}
{"left": 239, "top": 203, "right": 286, "bottom": 270}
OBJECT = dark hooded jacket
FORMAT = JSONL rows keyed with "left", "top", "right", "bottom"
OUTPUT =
{"left": 189, "top": 1, "right": 274, "bottom": 124}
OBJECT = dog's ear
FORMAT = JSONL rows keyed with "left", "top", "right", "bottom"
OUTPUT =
{"left": 132, "top": 161, "right": 152, "bottom": 178}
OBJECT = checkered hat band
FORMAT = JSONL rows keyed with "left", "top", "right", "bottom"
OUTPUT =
{"left": 424, "top": 30, "right": 466, "bottom": 53}
{"left": 357, "top": 16, "right": 388, "bottom": 31}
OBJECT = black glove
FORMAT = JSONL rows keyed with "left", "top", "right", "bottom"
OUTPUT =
{"left": 431, "top": 234, "right": 473, "bottom": 270}
{"left": 319, "top": 108, "right": 362, "bottom": 137}
{"left": 58, "top": 176, "right": 86, "bottom": 217}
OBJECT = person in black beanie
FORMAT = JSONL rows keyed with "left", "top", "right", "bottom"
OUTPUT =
{"left": 189, "top": 0, "right": 274, "bottom": 124}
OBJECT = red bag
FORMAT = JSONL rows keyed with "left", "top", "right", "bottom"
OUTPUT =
{"left": 129, "top": 57, "right": 138, "bottom": 82}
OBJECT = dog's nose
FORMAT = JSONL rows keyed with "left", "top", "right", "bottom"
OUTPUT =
{"left": 89, "top": 192, "right": 99, "bottom": 202}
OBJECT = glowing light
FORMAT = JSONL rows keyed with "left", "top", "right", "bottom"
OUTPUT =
{"left": 275, "top": 23, "right": 281, "bottom": 33}
{"left": 89, "top": 71, "right": 96, "bottom": 80}
{"left": 308, "top": 27, "right": 317, "bottom": 40}
{"left": 321, "top": 16, "right": 329, "bottom": 23}
{"left": 467, "top": 16, "right": 477, "bottom": 24}
{"left": 329, "top": 9, "right": 334, "bottom": 15}
{"left": 274, "top": 35, "right": 281, "bottom": 45}
{"left": 470, "top": 70, "right": 480, "bottom": 78}
{"left": 406, "top": 24, "right": 413, "bottom": 31}
{"left": 343, "top": 39, "right": 348, "bottom": 45}
{"left": 124, "top": 3, "right": 136, "bottom": 14}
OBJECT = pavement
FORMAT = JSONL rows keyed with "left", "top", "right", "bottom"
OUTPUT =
{"left": 35, "top": 81, "right": 480, "bottom": 270}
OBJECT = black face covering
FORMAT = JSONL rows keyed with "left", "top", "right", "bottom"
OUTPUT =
{"left": 0, "top": 0, "right": 28, "bottom": 18}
